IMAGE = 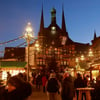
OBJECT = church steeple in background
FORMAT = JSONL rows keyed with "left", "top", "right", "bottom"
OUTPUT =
{"left": 51, "top": 8, "right": 56, "bottom": 25}
{"left": 62, "top": 5, "right": 66, "bottom": 32}
{"left": 39, "top": 5, "right": 44, "bottom": 33}
{"left": 93, "top": 30, "right": 97, "bottom": 40}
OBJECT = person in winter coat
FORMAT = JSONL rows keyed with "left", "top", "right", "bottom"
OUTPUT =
{"left": 61, "top": 72, "right": 75, "bottom": 100}
{"left": 42, "top": 74, "right": 47, "bottom": 93}
{"left": 74, "top": 73, "right": 84, "bottom": 100}
{"left": 0, "top": 75, "right": 32, "bottom": 100}
{"left": 36, "top": 73, "right": 42, "bottom": 90}
{"left": 46, "top": 73, "right": 60, "bottom": 100}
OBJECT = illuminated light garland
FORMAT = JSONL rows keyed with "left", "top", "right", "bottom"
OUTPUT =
{"left": 0, "top": 35, "right": 39, "bottom": 63}
{"left": 0, "top": 42, "right": 38, "bottom": 60}
{"left": 0, "top": 41, "right": 26, "bottom": 54}
{"left": 0, "top": 35, "right": 24, "bottom": 45}
{"left": 0, "top": 34, "right": 97, "bottom": 66}
{"left": 0, "top": 37, "right": 37, "bottom": 56}
{"left": 16, "top": 42, "right": 26, "bottom": 47}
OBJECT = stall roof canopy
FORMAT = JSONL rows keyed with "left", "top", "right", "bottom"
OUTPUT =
{"left": 0, "top": 61, "right": 27, "bottom": 68}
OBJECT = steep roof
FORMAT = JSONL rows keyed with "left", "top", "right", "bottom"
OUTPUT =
{"left": 62, "top": 6, "right": 66, "bottom": 33}
{"left": 38, "top": 7, "right": 90, "bottom": 49}
{"left": 39, "top": 5, "right": 44, "bottom": 35}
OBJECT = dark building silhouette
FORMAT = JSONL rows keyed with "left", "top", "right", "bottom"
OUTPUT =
{"left": 3, "top": 7, "right": 90, "bottom": 71}
{"left": 91, "top": 31, "right": 100, "bottom": 68}
{"left": 36, "top": 7, "right": 90, "bottom": 71}
{"left": 4, "top": 47, "right": 25, "bottom": 61}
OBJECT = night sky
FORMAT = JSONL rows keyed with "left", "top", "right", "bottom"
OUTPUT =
{"left": 0, "top": 0, "right": 100, "bottom": 56}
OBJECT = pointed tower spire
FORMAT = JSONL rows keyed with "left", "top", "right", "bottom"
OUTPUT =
{"left": 51, "top": 8, "right": 56, "bottom": 25}
{"left": 39, "top": 5, "right": 44, "bottom": 32}
{"left": 93, "top": 30, "right": 97, "bottom": 40}
{"left": 62, "top": 5, "right": 66, "bottom": 32}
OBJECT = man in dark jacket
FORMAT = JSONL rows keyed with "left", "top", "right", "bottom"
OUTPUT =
{"left": 61, "top": 72, "right": 75, "bottom": 100}
{"left": 74, "top": 73, "right": 84, "bottom": 100}
{"left": 46, "top": 73, "right": 60, "bottom": 100}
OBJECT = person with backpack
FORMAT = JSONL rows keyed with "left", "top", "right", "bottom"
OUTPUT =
{"left": 46, "top": 73, "right": 60, "bottom": 100}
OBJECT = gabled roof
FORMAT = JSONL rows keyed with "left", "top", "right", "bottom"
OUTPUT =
{"left": 38, "top": 7, "right": 90, "bottom": 50}
{"left": 62, "top": 5, "right": 66, "bottom": 33}
{"left": 39, "top": 5, "right": 44, "bottom": 33}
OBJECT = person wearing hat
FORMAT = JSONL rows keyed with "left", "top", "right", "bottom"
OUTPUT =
{"left": 0, "top": 75, "right": 32, "bottom": 100}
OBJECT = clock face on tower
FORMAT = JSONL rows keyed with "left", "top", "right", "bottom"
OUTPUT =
{"left": 51, "top": 26, "right": 56, "bottom": 34}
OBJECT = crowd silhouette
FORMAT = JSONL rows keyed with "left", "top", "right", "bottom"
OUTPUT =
{"left": 0, "top": 70, "right": 100, "bottom": 100}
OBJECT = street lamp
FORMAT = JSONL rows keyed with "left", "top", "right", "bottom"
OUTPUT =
{"left": 24, "top": 22, "right": 33, "bottom": 81}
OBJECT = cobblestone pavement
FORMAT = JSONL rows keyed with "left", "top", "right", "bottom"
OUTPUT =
{"left": 27, "top": 85, "right": 77, "bottom": 100}
{"left": 28, "top": 85, "right": 61, "bottom": 100}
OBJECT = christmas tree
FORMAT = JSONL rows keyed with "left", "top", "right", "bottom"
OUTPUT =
{"left": 47, "top": 57, "right": 58, "bottom": 72}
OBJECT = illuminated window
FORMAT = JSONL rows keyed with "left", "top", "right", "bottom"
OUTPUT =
{"left": 51, "top": 26, "right": 56, "bottom": 34}
{"left": 64, "top": 61, "right": 67, "bottom": 65}
{"left": 51, "top": 26, "right": 56, "bottom": 30}
{"left": 2, "top": 71, "right": 7, "bottom": 80}
{"left": 37, "top": 61, "right": 39, "bottom": 65}
{"left": 40, "top": 61, "right": 43, "bottom": 65}
{"left": 61, "top": 61, "right": 63, "bottom": 65}
{"left": 43, "top": 61, "right": 45, "bottom": 65}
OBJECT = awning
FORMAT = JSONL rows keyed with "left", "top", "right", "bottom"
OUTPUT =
{"left": 0, "top": 61, "right": 27, "bottom": 68}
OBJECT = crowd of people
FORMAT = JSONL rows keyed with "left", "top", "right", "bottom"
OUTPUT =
{"left": 31, "top": 71, "right": 100, "bottom": 100}
{"left": 0, "top": 71, "right": 100, "bottom": 100}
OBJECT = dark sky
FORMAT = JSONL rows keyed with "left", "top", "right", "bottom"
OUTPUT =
{"left": 0, "top": 0, "right": 100, "bottom": 56}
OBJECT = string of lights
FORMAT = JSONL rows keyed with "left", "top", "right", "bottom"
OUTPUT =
{"left": 0, "top": 40, "right": 38, "bottom": 60}
{"left": 0, "top": 35, "right": 24, "bottom": 46}
{"left": 0, "top": 38, "right": 38, "bottom": 54}
{"left": 0, "top": 41, "right": 26, "bottom": 54}
{"left": 16, "top": 42, "right": 26, "bottom": 47}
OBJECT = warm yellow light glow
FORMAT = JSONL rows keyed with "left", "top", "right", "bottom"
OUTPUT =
{"left": 35, "top": 43, "right": 39, "bottom": 47}
{"left": 25, "top": 26, "right": 33, "bottom": 33}
{"left": 2, "top": 70, "right": 25, "bottom": 80}
{"left": 88, "top": 49, "right": 93, "bottom": 57}
{"left": 24, "top": 33, "right": 33, "bottom": 38}
{"left": 2, "top": 71, "right": 7, "bottom": 80}
{"left": 80, "top": 55, "right": 85, "bottom": 61}
{"left": 35, "top": 41, "right": 39, "bottom": 47}
{"left": 24, "top": 22, "right": 33, "bottom": 39}
{"left": 36, "top": 48, "right": 40, "bottom": 51}
{"left": 76, "top": 58, "right": 79, "bottom": 62}
{"left": 51, "top": 26, "right": 56, "bottom": 30}
{"left": 92, "top": 70, "right": 99, "bottom": 81}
